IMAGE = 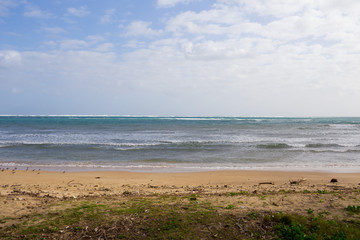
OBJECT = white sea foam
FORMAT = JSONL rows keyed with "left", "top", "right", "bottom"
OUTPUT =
{"left": 2, "top": 161, "right": 360, "bottom": 173}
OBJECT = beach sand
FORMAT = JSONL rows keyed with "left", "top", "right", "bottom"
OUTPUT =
{"left": 1, "top": 169, "right": 360, "bottom": 239}
{"left": 1, "top": 169, "right": 360, "bottom": 220}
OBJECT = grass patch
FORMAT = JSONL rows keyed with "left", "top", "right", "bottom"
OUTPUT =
{"left": 317, "top": 190, "right": 329, "bottom": 194}
{"left": 346, "top": 205, "right": 360, "bottom": 214}
{"left": 248, "top": 211, "right": 259, "bottom": 219}
{"left": 229, "top": 190, "right": 248, "bottom": 196}
{"left": 188, "top": 193, "right": 197, "bottom": 201}
{"left": 268, "top": 213, "right": 360, "bottom": 240}
{"left": 0, "top": 218, "right": 8, "bottom": 224}
{"left": 1, "top": 197, "right": 360, "bottom": 239}
{"left": 307, "top": 208, "right": 314, "bottom": 214}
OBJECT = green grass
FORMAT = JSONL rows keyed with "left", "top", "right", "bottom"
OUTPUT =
{"left": 346, "top": 205, "right": 360, "bottom": 214}
{"left": 248, "top": 211, "right": 260, "bottom": 219}
{"left": 268, "top": 213, "right": 360, "bottom": 240}
{"left": 0, "top": 218, "right": 9, "bottom": 224}
{"left": 229, "top": 190, "right": 248, "bottom": 196}
{"left": 188, "top": 193, "right": 197, "bottom": 201}
{"left": 317, "top": 190, "right": 329, "bottom": 194}
{"left": 281, "top": 189, "right": 293, "bottom": 193}
{"left": 2, "top": 197, "right": 360, "bottom": 239}
{"left": 225, "top": 204, "right": 235, "bottom": 209}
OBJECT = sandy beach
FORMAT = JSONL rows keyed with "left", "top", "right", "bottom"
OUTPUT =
{"left": 1, "top": 169, "right": 360, "bottom": 238}
{"left": 1, "top": 169, "right": 360, "bottom": 218}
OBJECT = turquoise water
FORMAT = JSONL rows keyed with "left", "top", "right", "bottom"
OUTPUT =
{"left": 0, "top": 116, "right": 360, "bottom": 172}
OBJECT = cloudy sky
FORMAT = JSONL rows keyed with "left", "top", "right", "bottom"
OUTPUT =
{"left": 1, "top": 0, "right": 360, "bottom": 116}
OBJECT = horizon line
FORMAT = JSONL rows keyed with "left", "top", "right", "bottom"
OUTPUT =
{"left": 1, "top": 115, "right": 360, "bottom": 118}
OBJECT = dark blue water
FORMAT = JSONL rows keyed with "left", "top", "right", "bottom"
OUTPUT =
{"left": 1, "top": 116, "right": 360, "bottom": 172}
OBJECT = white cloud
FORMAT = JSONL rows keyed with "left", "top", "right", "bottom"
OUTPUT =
{"left": 233, "top": 0, "right": 310, "bottom": 17}
{"left": 165, "top": 0, "right": 360, "bottom": 48}
{"left": 123, "top": 40, "right": 147, "bottom": 48}
{"left": 0, "top": 0, "right": 18, "bottom": 17}
{"left": 67, "top": 6, "right": 90, "bottom": 17}
{"left": 165, "top": 4, "right": 246, "bottom": 36}
{"left": 94, "top": 43, "right": 114, "bottom": 52}
{"left": 2, "top": 35, "right": 360, "bottom": 115}
{"left": 0, "top": 50, "right": 21, "bottom": 68}
{"left": 59, "top": 39, "right": 88, "bottom": 50}
{"left": 157, "top": 0, "right": 200, "bottom": 8}
{"left": 100, "top": 8, "right": 116, "bottom": 23}
{"left": 125, "top": 21, "right": 162, "bottom": 37}
{"left": 24, "top": 5, "right": 53, "bottom": 18}
{"left": 183, "top": 40, "right": 249, "bottom": 60}
{"left": 2, "top": 0, "right": 360, "bottom": 116}
{"left": 87, "top": 35, "right": 105, "bottom": 44}
{"left": 117, "top": 0, "right": 360, "bottom": 115}
{"left": 42, "top": 27, "right": 67, "bottom": 34}
{"left": 43, "top": 40, "right": 57, "bottom": 47}
{"left": 4, "top": 31, "right": 22, "bottom": 37}
{"left": 42, "top": 36, "right": 110, "bottom": 51}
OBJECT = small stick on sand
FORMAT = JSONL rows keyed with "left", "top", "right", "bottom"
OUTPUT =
{"left": 259, "top": 182, "right": 274, "bottom": 185}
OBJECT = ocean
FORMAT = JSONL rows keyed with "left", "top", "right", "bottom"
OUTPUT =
{"left": 0, "top": 116, "right": 360, "bottom": 172}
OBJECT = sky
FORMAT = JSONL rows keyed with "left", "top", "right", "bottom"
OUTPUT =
{"left": 1, "top": 0, "right": 360, "bottom": 116}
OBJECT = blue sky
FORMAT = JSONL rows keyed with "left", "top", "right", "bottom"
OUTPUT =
{"left": 1, "top": 0, "right": 360, "bottom": 116}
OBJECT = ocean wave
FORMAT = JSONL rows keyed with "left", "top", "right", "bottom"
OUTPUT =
{"left": 305, "top": 143, "right": 343, "bottom": 148}
{"left": 2, "top": 161, "right": 360, "bottom": 173}
{"left": 133, "top": 158, "right": 190, "bottom": 163}
{"left": 0, "top": 140, "right": 233, "bottom": 153}
{"left": 308, "top": 149, "right": 360, "bottom": 153}
{"left": 256, "top": 143, "right": 292, "bottom": 149}
{"left": 328, "top": 124, "right": 360, "bottom": 130}
{"left": 0, "top": 144, "right": 13, "bottom": 148}
{"left": 0, "top": 141, "right": 165, "bottom": 147}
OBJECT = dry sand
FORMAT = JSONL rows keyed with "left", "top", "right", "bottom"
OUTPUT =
{"left": 1, "top": 169, "right": 360, "bottom": 223}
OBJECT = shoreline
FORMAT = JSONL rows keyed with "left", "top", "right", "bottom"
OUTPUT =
{"left": 2, "top": 164, "right": 360, "bottom": 174}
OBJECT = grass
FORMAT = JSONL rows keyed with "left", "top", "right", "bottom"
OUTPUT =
{"left": 281, "top": 189, "right": 293, "bottom": 194}
{"left": 188, "top": 193, "right": 197, "bottom": 201}
{"left": 317, "top": 190, "right": 329, "bottom": 194}
{"left": 307, "top": 208, "right": 314, "bottom": 214}
{"left": 248, "top": 211, "right": 260, "bottom": 220}
{"left": 229, "top": 190, "right": 248, "bottom": 196}
{"left": 346, "top": 205, "right": 360, "bottom": 214}
{"left": 225, "top": 204, "right": 235, "bottom": 209}
{"left": 268, "top": 213, "right": 360, "bottom": 240}
{"left": 2, "top": 196, "right": 360, "bottom": 239}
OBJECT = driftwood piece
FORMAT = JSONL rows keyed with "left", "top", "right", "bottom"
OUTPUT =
{"left": 259, "top": 182, "right": 274, "bottom": 185}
